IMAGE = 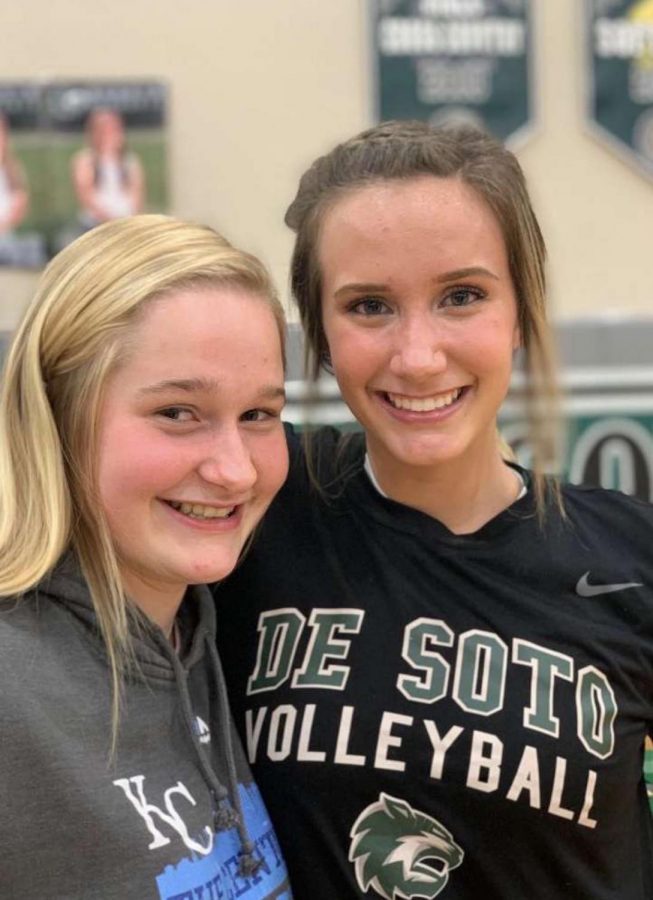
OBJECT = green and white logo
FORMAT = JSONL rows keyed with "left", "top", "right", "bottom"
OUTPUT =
{"left": 349, "top": 793, "right": 464, "bottom": 899}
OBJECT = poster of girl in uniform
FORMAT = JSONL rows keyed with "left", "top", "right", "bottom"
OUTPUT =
{"left": 0, "top": 83, "right": 47, "bottom": 269}
{"left": 71, "top": 107, "right": 146, "bottom": 229}
{"left": 45, "top": 80, "right": 167, "bottom": 255}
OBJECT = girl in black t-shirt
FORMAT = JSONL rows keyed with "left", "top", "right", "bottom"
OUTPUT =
{"left": 216, "top": 121, "right": 653, "bottom": 900}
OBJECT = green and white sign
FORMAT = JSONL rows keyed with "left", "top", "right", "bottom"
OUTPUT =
{"left": 503, "top": 414, "right": 653, "bottom": 502}
{"left": 587, "top": 0, "right": 653, "bottom": 177}
{"left": 567, "top": 415, "right": 653, "bottom": 501}
{"left": 374, "top": 0, "right": 533, "bottom": 143}
{"left": 501, "top": 365, "right": 653, "bottom": 503}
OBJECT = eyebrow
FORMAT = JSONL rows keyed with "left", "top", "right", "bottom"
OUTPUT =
{"left": 137, "top": 378, "right": 286, "bottom": 401}
{"left": 436, "top": 266, "right": 499, "bottom": 283}
{"left": 333, "top": 266, "right": 499, "bottom": 297}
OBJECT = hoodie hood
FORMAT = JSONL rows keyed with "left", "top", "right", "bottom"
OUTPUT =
{"left": 40, "top": 552, "right": 215, "bottom": 683}
{"left": 37, "top": 553, "right": 264, "bottom": 878}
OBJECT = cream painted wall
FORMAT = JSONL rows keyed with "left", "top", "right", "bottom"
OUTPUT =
{"left": 0, "top": 0, "right": 650, "bottom": 331}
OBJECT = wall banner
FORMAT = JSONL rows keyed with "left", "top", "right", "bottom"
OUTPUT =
{"left": 373, "top": 0, "right": 533, "bottom": 144}
{"left": 587, "top": 0, "right": 653, "bottom": 177}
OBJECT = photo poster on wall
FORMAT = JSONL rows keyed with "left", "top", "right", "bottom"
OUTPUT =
{"left": 0, "top": 83, "right": 48, "bottom": 269}
{"left": 45, "top": 81, "right": 167, "bottom": 256}
{"left": 372, "top": 0, "right": 534, "bottom": 145}
{"left": 0, "top": 80, "right": 167, "bottom": 269}
{"left": 587, "top": 0, "right": 653, "bottom": 178}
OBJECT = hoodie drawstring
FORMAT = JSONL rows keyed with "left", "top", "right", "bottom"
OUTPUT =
{"left": 154, "top": 626, "right": 263, "bottom": 878}
{"left": 204, "top": 635, "right": 263, "bottom": 877}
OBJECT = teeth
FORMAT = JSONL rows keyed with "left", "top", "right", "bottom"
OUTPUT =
{"left": 387, "top": 388, "right": 462, "bottom": 412}
{"left": 168, "top": 501, "right": 235, "bottom": 519}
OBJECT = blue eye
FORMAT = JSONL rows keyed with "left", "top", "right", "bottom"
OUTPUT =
{"left": 350, "top": 296, "right": 391, "bottom": 316}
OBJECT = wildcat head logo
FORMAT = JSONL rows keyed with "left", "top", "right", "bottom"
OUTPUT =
{"left": 349, "top": 793, "right": 464, "bottom": 899}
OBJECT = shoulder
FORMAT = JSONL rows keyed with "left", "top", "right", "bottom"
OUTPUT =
{"left": 0, "top": 593, "right": 47, "bottom": 698}
{"left": 71, "top": 147, "right": 92, "bottom": 166}
{"left": 284, "top": 422, "right": 365, "bottom": 488}
{"left": 0, "top": 591, "right": 40, "bottom": 636}
{"left": 124, "top": 151, "right": 143, "bottom": 172}
{"left": 71, "top": 148, "right": 93, "bottom": 175}
{"left": 0, "top": 588, "right": 80, "bottom": 679}
{"left": 557, "top": 481, "right": 653, "bottom": 560}
{"left": 235, "top": 424, "right": 365, "bottom": 548}
{"left": 561, "top": 481, "right": 653, "bottom": 525}
{"left": 6, "top": 155, "right": 25, "bottom": 186}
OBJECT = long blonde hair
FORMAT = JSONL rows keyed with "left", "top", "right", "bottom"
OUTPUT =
{"left": 0, "top": 214, "right": 285, "bottom": 740}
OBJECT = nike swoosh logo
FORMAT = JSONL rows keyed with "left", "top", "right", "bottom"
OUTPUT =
{"left": 576, "top": 571, "right": 643, "bottom": 597}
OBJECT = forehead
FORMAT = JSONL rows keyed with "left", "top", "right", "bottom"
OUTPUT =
{"left": 116, "top": 285, "right": 283, "bottom": 383}
{"left": 318, "top": 176, "right": 508, "bottom": 278}
{"left": 321, "top": 176, "right": 500, "bottom": 237}
{"left": 92, "top": 111, "right": 121, "bottom": 130}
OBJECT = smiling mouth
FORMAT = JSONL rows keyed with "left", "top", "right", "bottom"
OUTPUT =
{"left": 164, "top": 500, "right": 237, "bottom": 520}
{"left": 384, "top": 387, "right": 465, "bottom": 412}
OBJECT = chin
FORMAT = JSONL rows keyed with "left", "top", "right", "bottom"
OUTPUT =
{"left": 186, "top": 555, "right": 243, "bottom": 586}
{"left": 387, "top": 437, "right": 464, "bottom": 469}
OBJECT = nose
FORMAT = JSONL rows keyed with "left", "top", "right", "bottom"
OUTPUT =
{"left": 197, "top": 426, "right": 257, "bottom": 495}
{"left": 389, "top": 315, "right": 447, "bottom": 380}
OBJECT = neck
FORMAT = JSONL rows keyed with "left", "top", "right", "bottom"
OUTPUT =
{"left": 119, "top": 569, "right": 185, "bottom": 639}
{"left": 367, "top": 442, "right": 521, "bottom": 535}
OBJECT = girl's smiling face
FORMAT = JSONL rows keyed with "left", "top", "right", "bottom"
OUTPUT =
{"left": 319, "top": 175, "right": 520, "bottom": 484}
{"left": 97, "top": 285, "right": 287, "bottom": 615}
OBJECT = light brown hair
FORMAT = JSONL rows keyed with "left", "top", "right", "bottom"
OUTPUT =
{"left": 285, "top": 120, "right": 560, "bottom": 512}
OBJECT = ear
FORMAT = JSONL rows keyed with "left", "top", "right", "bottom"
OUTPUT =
{"left": 381, "top": 793, "right": 412, "bottom": 822}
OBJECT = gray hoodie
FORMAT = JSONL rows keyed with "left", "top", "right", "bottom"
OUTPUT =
{"left": 0, "top": 556, "right": 291, "bottom": 899}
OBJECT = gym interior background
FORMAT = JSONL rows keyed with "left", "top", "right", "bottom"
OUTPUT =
{"left": 0, "top": 0, "right": 651, "bottom": 499}
{"left": 1, "top": 0, "right": 652, "bottom": 807}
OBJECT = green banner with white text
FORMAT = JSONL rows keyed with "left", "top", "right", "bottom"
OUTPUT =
{"left": 587, "top": 0, "right": 653, "bottom": 177}
{"left": 374, "top": 0, "right": 533, "bottom": 143}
